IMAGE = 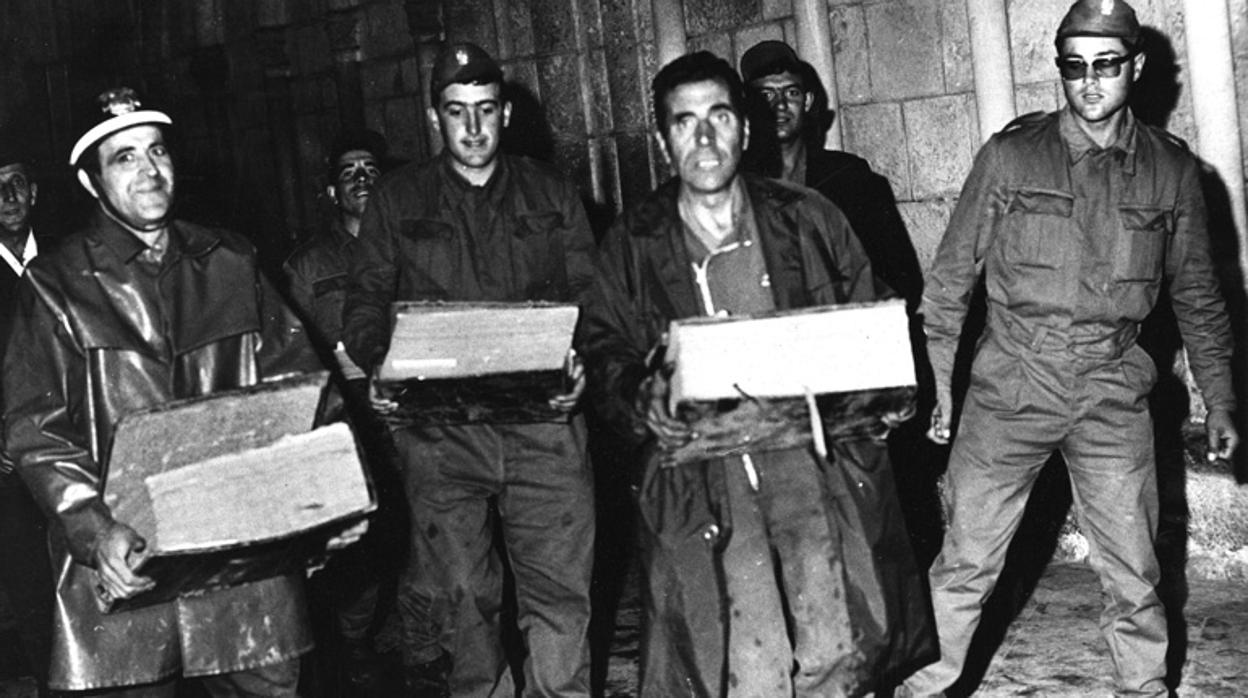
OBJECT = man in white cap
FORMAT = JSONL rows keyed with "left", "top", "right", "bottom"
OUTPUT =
{"left": 900, "top": 1, "right": 1239, "bottom": 695}
{"left": 4, "top": 86, "right": 327, "bottom": 696}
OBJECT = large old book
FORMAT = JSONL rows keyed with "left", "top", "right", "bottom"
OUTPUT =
{"left": 663, "top": 300, "right": 917, "bottom": 465}
{"left": 376, "top": 301, "right": 579, "bottom": 425}
{"left": 101, "top": 372, "right": 374, "bottom": 612}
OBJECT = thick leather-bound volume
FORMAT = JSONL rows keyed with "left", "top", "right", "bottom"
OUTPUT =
{"left": 663, "top": 300, "right": 917, "bottom": 465}
{"left": 100, "top": 372, "right": 375, "bottom": 612}
{"left": 377, "top": 301, "right": 578, "bottom": 426}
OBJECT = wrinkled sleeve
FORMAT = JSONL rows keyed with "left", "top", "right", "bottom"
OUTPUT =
{"left": 1166, "top": 158, "right": 1235, "bottom": 411}
{"left": 824, "top": 202, "right": 881, "bottom": 305}
{"left": 343, "top": 184, "right": 399, "bottom": 374}
{"left": 920, "top": 140, "right": 1006, "bottom": 394}
{"left": 581, "top": 221, "right": 654, "bottom": 446}
{"left": 4, "top": 278, "right": 112, "bottom": 564}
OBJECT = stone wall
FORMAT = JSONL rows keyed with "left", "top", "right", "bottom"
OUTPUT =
{"left": 0, "top": 0, "right": 1246, "bottom": 271}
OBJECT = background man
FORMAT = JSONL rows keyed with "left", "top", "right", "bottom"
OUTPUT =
{"left": 901, "top": 2, "right": 1239, "bottom": 696}
{"left": 739, "top": 39, "right": 922, "bottom": 308}
{"left": 283, "top": 129, "right": 408, "bottom": 694}
{"left": 342, "top": 43, "right": 597, "bottom": 696}
{"left": 582, "top": 51, "right": 933, "bottom": 697}
{"left": 4, "top": 87, "right": 324, "bottom": 696}
{"left": 0, "top": 132, "right": 54, "bottom": 696}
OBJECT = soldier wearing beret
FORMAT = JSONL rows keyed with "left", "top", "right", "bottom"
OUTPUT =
{"left": 342, "top": 43, "right": 597, "bottom": 695}
{"left": 900, "top": 1, "right": 1239, "bottom": 695}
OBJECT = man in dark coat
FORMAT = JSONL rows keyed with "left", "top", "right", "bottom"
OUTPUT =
{"left": 4, "top": 87, "right": 326, "bottom": 695}
{"left": 582, "top": 51, "right": 934, "bottom": 697}
{"left": 342, "top": 43, "right": 597, "bottom": 695}
{"left": 0, "top": 130, "right": 55, "bottom": 696}
{"left": 739, "top": 39, "right": 922, "bottom": 309}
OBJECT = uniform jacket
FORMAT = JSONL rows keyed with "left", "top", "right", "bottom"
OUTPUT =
{"left": 582, "top": 174, "right": 937, "bottom": 694}
{"left": 3, "top": 210, "right": 318, "bottom": 690}
{"left": 922, "top": 109, "right": 1235, "bottom": 409}
{"left": 284, "top": 219, "right": 355, "bottom": 357}
{"left": 343, "top": 151, "right": 597, "bottom": 372}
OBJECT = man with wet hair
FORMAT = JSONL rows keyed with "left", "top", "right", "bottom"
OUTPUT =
{"left": 584, "top": 50, "right": 933, "bottom": 696}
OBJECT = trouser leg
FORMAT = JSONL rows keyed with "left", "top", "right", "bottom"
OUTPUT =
{"left": 754, "top": 449, "right": 856, "bottom": 698}
{"left": 720, "top": 455, "right": 791, "bottom": 698}
{"left": 1063, "top": 352, "right": 1166, "bottom": 697}
{"left": 902, "top": 385, "right": 1058, "bottom": 695}
{"left": 393, "top": 426, "right": 511, "bottom": 696}
{"left": 497, "top": 423, "right": 594, "bottom": 697}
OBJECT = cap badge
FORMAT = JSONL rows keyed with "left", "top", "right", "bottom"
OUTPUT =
{"left": 98, "top": 87, "right": 142, "bottom": 117}
{"left": 455, "top": 48, "right": 470, "bottom": 66}
{"left": 1100, "top": 0, "right": 1115, "bottom": 15}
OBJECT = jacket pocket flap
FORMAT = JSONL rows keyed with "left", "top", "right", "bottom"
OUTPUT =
{"left": 1006, "top": 189, "right": 1074, "bottom": 216}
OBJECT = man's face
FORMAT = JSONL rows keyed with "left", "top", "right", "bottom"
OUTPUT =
{"left": 658, "top": 78, "right": 748, "bottom": 196}
{"left": 329, "top": 149, "right": 380, "bottom": 219}
{"left": 1058, "top": 36, "right": 1143, "bottom": 125}
{"left": 429, "top": 81, "right": 511, "bottom": 176}
{"left": 0, "top": 162, "right": 36, "bottom": 237}
{"left": 88, "top": 125, "right": 174, "bottom": 230}
{"left": 749, "top": 70, "right": 812, "bottom": 144}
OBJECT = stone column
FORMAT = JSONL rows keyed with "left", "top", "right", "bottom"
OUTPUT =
{"left": 792, "top": 0, "right": 841, "bottom": 149}
{"left": 966, "top": 0, "right": 1015, "bottom": 141}
{"left": 651, "top": 0, "right": 687, "bottom": 67}
{"left": 1182, "top": 0, "right": 1247, "bottom": 287}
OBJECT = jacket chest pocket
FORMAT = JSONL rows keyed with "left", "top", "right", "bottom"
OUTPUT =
{"left": 514, "top": 211, "right": 567, "bottom": 300}
{"left": 1001, "top": 188, "right": 1074, "bottom": 269}
{"left": 1114, "top": 206, "right": 1171, "bottom": 282}
{"left": 398, "top": 219, "right": 456, "bottom": 296}
{"left": 312, "top": 273, "right": 346, "bottom": 298}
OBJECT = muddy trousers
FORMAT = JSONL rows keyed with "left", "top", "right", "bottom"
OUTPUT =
{"left": 903, "top": 344, "right": 1167, "bottom": 697}
{"left": 636, "top": 446, "right": 867, "bottom": 697}
{"left": 392, "top": 421, "right": 595, "bottom": 697}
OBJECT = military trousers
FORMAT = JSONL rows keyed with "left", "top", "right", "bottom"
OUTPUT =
{"left": 904, "top": 338, "right": 1167, "bottom": 697}
{"left": 392, "top": 419, "right": 595, "bottom": 697}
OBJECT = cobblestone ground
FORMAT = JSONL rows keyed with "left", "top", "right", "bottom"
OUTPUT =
{"left": 600, "top": 562, "right": 1248, "bottom": 697}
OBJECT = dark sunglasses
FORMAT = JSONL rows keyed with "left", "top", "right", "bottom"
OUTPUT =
{"left": 1055, "top": 53, "right": 1135, "bottom": 81}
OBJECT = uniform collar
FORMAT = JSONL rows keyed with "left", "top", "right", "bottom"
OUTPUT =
{"left": 438, "top": 150, "right": 509, "bottom": 207}
{"left": 1059, "top": 106, "right": 1138, "bottom": 174}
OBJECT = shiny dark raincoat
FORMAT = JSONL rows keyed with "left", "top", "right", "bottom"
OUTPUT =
{"left": 3, "top": 210, "right": 318, "bottom": 691}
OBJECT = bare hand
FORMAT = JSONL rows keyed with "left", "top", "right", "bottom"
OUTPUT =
{"left": 549, "top": 349, "right": 586, "bottom": 412}
{"left": 368, "top": 376, "right": 399, "bottom": 415}
{"left": 1205, "top": 408, "right": 1239, "bottom": 461}
{"left": 926, "top": 386, "right": 953, "bottom": 445}
{"left": 93, "top": 521, "right": 155, "bottom": 602}
{"left": 639, "top": 372, "right": 693, "bottom": 450}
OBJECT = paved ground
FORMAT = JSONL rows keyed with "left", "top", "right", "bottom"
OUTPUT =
{"left": 3, "top": 556, "right": 1246, "bottom": 697}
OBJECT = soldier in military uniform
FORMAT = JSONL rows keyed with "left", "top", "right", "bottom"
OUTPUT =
{"left": 900, "top": 1, "right": 1239, "bottom": 696}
